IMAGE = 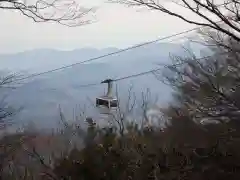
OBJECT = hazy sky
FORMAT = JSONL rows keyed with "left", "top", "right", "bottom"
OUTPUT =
{"left": 0, "top": 0, "right": 205, "bottom": 54}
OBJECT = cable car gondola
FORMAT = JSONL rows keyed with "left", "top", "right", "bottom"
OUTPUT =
{"left": 96, "top": 79, "right": 118, "bottom": 113}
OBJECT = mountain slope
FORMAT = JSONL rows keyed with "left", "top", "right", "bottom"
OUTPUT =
{"left": 0, "top": 42, "right": 201, "bottom": 128}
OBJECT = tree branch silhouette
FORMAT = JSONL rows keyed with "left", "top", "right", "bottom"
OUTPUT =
{"left": 0, "top": 0, "right": 96, "bottom": 26}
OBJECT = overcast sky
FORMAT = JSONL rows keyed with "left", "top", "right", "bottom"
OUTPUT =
{"left": 0, "top": 0, "right": 204, "bottom": 54}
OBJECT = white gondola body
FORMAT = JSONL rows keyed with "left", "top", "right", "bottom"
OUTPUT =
{"left": 96, "top": 79, "right": 118, "bottom": 114}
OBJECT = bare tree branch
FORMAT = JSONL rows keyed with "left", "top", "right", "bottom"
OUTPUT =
{"left": 0, "top": 73, "right": 23, "bottom": 131}
{"left": 0, "top": 0, "right": 97, "bottom": 26}
{"left": 111, "top": 0, "right": 240, "bottom": 42}
{"left": 156, "top": 31, "right": 240, "bottom": 123}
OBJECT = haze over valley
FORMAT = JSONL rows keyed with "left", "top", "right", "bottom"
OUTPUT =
{"left": 0, "top": 42, "right": 204, "bottom": 129}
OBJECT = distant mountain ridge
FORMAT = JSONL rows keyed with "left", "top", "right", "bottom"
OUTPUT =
{"left": 0, "top": 42, "right": 204, "bottom": 129}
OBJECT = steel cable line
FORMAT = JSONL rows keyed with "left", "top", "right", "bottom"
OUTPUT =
{"left": 11, "top": 27, "right": 200, "bottom": 83}
{"left": 72, "top": 52, "right": 228, "bottom": 88}
{"left": 8, "top": 51, "right": 228, "bottom": 93}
